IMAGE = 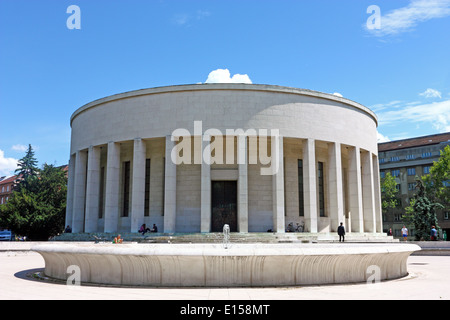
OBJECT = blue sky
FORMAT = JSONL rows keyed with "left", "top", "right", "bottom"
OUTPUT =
{"left": 1, "top": 0, "right": 450, "bottom": 176}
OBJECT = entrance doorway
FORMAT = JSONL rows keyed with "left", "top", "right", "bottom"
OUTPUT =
{"left": 211, "top": 181, "right": 237, "bottom": 232}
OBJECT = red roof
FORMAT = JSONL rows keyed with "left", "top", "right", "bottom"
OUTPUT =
{"left": 0, "top": 176, "right": 17, "bottom": 185}
{"left": 378, "top": 132, "right": 450, "bottom": 152}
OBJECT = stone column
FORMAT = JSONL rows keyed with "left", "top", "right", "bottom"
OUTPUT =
{"left": 303, "top": 139, "right": 318, "bottom": 233}
{"left": 200, "top": 135, "right": 211, "bottom": 233}
{"left": 272, "top": 135, "right": 285, "bottom": 233}
{"left": 362, "top": 150, "right": 376, "bottom": 233}
{"left": 85, "top": 146, "right": 101, "bottom": 233}
{"left": 104, "top": 142, "right": 120, "bottom": 233}
{"left": 131, "top": 138, "right": 146, "bottom": 233}
{"left": 65, "top": 154, "right": 76, "bottom": 230}
{"left": 238, "top": 135, "right": 248, "bottom": 233}
{"left": 72, "top": 150, "right": 87, "bottom": 233}
{"left": 328, "top": 142, "right": 344, "bottom": 232}
{"left": 348, "top": 146, "right": 364, "bottom": 233}
{"left": 372, "top": 154, "right": 383, "bottom": 233}
{"left": 164, "top": 135, "right": 177, "bottom": 233}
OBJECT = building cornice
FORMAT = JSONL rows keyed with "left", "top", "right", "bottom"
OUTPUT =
{"left": 70, "top": 83, "right": 378, "bottom": 127}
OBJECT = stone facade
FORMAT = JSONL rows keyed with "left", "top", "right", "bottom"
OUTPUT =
{"left": 66, "top": 84, "right": 382, "bottom": 234}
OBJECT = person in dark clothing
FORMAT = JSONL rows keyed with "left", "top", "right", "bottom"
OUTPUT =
{"left": 338, "top": 222, "right": 345, "bottom": 242}
{"left": 139, "top": 224, "right": 151, "bottom": 235}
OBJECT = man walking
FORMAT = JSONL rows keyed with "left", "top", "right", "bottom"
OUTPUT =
{"left": 338, "top": 222, "right": 345, "bottom": 243}
{"left": 431, "top": 226, "right": 438, "bottom": 241}
{"left": 401, "top": 225, "right": 408, "bottom": 241}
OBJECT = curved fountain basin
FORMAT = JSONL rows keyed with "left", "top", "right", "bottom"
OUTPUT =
{"left": 32, "top": 243, "right": 420, "bottom": 287}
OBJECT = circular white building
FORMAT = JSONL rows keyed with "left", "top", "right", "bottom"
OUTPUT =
{"left": 66, "top": 84, "right": 382, "bottom": 235}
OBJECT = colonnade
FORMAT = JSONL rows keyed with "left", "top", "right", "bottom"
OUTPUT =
{"left": 65, "top": 136, "right": 382, "bottom": 234}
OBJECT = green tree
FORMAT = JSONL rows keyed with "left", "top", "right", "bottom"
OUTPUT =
{"left": 381, "top": 172, "right": 400, "bottom": 216}
{"left": 406, "top": 177, "right": 443, "bottom": 241}
{"left": 0, "top": 164, "right": 67, "bottom": 240}
{"left": 423, "top": 145, "right": 450, "bottom": 209}
{"left": 403, "top": 197, "right": 416, "bottom": 227}
{"left": 14, "top": 144, "right": 38, "bottom": 191}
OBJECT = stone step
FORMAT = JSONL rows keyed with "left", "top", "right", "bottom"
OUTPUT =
{"left": 53, "top": 232, "right": 398, "bottom": 244}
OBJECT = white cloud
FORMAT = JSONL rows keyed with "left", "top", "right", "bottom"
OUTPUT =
{"left": 196, "top": 10, "right": 211, "bottom": 20}
{"left": 11, "top": 144, "right": 28, "bottom": 152}
{"left": 377, "top": 132, "right": 391, "bottom": 143}
{"left": 377, "top": 99, "right": 450, "bottom": 132}
{"left": 172, "top": 13, "right": 190, "bottom": 26}
{"left": 419, "top": 88, "right": 442, "bottom": 99}
{"left": 0, "top": 150, "right": 18, "bottom": 177}
{"left": 367, "top": 0, "right": 450, "bottom": 36}
{"left": 172, "top": 10, "right": 211, "bottom": 26}
{"left": 205, "top": 69, "right": 252, "bottom": 84}
{"left": 370, "top": 100, "right": 404, "bottom": 112}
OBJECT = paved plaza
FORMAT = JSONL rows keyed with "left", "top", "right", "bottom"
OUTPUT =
{"left": 0, "top": 244, "right": 449, "bottom": 300}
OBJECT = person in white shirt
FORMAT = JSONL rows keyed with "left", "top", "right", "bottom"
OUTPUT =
{"left": 401, "top": 225, "right": 408, "bottom": 241}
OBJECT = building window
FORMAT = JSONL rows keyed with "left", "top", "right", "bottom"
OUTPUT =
{"left": 445, "top": 212, "right": 449, "bottom": 220}
{"left": 379, "top": 158, "right": 385, "bottom": 164}
{"left": 144, "top": 159, "right": 151, "bottom": 217}
{"left": 423, "top": 166, "right": 431, "bottom": 174}
{"left": 396, "top": 184, "right": 401, "bottom": 192}
{"left": 162, "top": 157, "right": 165, "bottom": 215}
{"left": 380, "top": 171, "right": 385, "bottom": 179}
{"left": 394, "top": 214, "right": 402, "bottom": 221}
{"left": 318, "top": 162, "right": 325, "bottom": 217}
{"left": 422, "top": 152, "right": 432, "bottom": 158}
{"left": 298, "top": 159, "right": 304, "bottom": 217}
{"left": 408, "top": 183, "right": 416, "bottom": 191}
{"left": 406, "top": 154, "right": 415, "bottom": 160}
{"left": 122, "top": 161, "right": 131, "bottom": 217}
{"left": 407, "top": 168, "right": 416, "bottom": 176}
{"left": 390, "top": 156, "right": 400, "bottom": 162}
{"left": 392, "top": 169, "right": 400, "bottom": 177}
{"left": 99, "top": 167, "right": 105, "bottom": 219}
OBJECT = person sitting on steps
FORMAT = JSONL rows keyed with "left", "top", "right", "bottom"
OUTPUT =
{"left": 139, "top": 224, "right": 151, "bottom": 235}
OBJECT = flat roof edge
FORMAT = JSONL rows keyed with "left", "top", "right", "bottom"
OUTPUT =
{"left": 70, "top": 83, "right": 378, "bottom": 126}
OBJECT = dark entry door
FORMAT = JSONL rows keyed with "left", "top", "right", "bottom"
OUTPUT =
{"left": 211, "top": 181, "right": 237, "bottom": 232}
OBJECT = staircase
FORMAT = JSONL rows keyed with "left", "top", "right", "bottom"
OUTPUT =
{"left": 54, "top": 232, "right": 398, "bottom": 243}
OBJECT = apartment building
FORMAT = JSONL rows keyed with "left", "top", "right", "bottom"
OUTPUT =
{"left": 0, "top": 175, "right": 16, "bottom": 206}
{"left": 378, "top": 132, "right": 450, "bottom": 239}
